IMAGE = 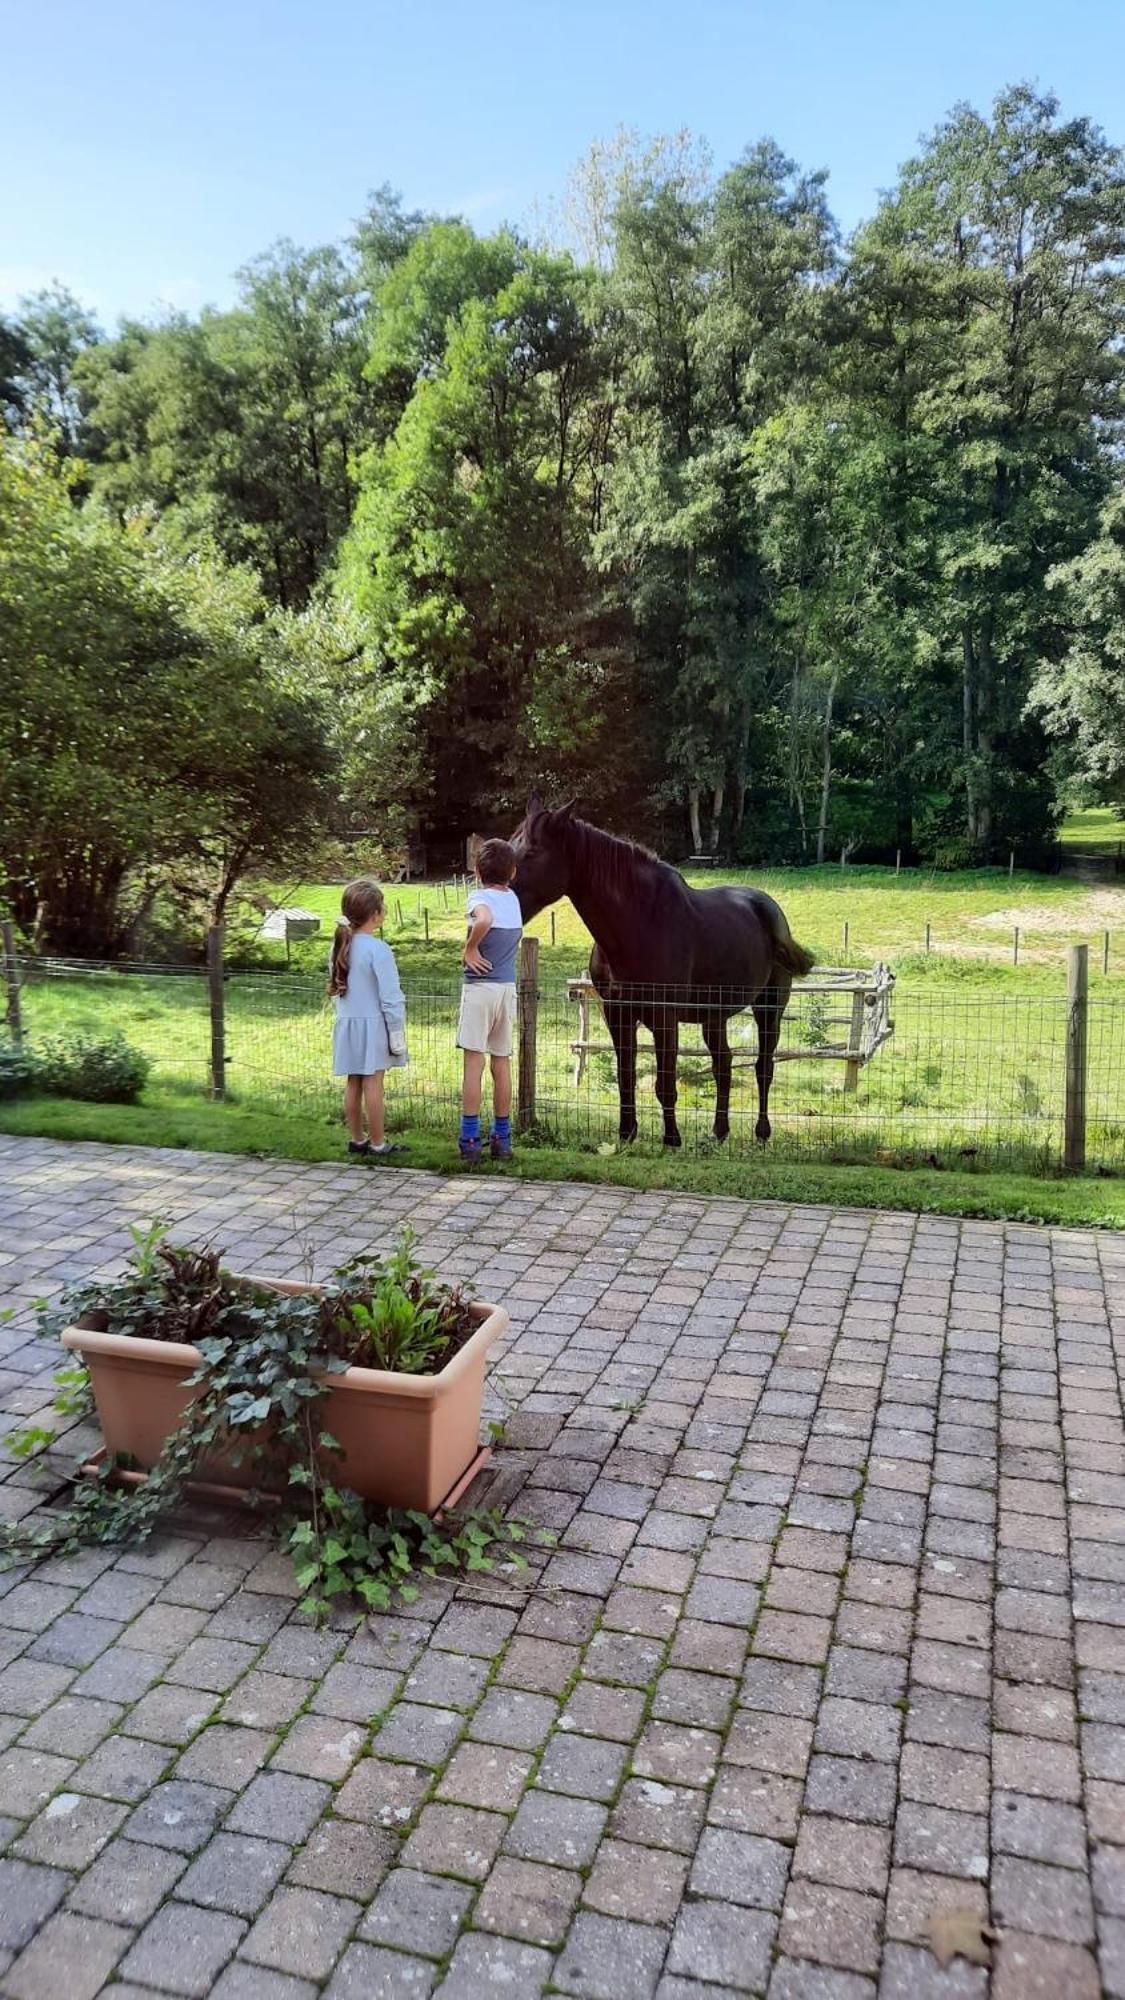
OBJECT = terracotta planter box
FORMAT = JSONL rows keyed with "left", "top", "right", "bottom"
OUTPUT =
{"left": 61, "top": 1274, "right": 508, "bottom": 1514}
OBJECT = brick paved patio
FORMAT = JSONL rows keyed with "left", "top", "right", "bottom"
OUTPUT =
{"left": 0, "top": 1134, "right": 1123, "bottom": 1998}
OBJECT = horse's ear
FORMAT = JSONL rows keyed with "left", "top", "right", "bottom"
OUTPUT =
{"left": 556, "top": 797, "right": 578, "bottom": 821}
{"left": 527, "top": 789, "right": 544, "bottom": 819}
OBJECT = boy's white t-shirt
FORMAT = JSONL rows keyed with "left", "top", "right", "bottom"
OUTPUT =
{"left": 464, "top": 887, "right": 522, "bottom": 985}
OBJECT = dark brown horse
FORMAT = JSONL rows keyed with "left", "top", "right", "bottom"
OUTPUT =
{"left": 509, "top": 795, "right": 815, "bottom": 1147}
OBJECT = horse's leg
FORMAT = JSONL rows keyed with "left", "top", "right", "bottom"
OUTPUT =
{"left": 752, "top": 979, "right": 789, "bottom": 1142}
{"left": 702, "top": 1011, "right": 733, "bottom": 1143}
{"left": 653, "top": 1012, "right": 681, "bottom": 1148}
{"left": 606, "top": 1009, "right": 639, "bottom": 1143}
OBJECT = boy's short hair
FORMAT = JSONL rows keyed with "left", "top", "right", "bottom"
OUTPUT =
{"left": 477, "top": 838, "right": 517, "bottom": 885}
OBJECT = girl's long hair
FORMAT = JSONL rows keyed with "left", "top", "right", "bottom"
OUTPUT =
{"left": 328, "top": 878, "right": 385, "bottom": 996}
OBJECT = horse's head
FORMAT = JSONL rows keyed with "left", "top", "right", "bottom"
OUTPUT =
{"left": 509, "top": 791, "right": 578, "bottom": 919}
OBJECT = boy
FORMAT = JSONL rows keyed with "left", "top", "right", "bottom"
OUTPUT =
{"left": 458, "top": 838, "right": 522, "bottom": 1161}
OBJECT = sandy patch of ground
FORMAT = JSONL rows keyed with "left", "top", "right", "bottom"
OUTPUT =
{"left": 973, "top": 889, "right": 1125, "bottom": 933}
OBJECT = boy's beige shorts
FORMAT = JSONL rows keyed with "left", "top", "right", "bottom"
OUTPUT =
{"left": 457, "top": 983, "right": 518, "bottom": 1057}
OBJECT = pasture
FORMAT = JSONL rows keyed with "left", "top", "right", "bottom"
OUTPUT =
{"left": 9, "top": 858, "right": 1125, "bottom": 1176}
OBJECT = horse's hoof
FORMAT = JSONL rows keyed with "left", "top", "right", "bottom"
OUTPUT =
{"left": 619, "top": 1125, "right": 639, "bottom": 1145}
{"left": 755, "top": 1119, "right": 771, "bottom": 1143}
{"left": 713, "top": 1123, "right": 730, "bottom": 1144}
{"left": 663, "top": 1133, "right": 683, "bottom": 1150}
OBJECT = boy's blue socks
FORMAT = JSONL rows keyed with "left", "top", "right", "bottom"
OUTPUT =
{"left": 460, "top": 1114, "right": 480, "bottom": 1142}
{"left": 493, "top": 1116, "right": 511, "bottom": 1142}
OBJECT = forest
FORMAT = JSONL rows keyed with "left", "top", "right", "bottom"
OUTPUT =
{"left": 3, "top": 83, "right": 1125, "bottom": 957}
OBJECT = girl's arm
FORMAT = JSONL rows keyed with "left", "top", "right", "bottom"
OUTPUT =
{"left": 373, "top": 940, "right": 407, "bottom": 1042}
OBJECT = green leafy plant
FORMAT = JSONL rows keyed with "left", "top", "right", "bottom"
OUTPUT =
{"left": 33, "top": 1030, "right": 150, "bottom": 1103}
{"left": 1, "top": 1223, "right": 547, "bottom": 1617}
{"left": 0, "top": 1039, "right": 35, "bottom": 1100}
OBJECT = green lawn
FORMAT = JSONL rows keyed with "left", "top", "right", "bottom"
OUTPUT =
{"left": 2, "top": 1086, "right": 1123, "bottom": 1231}
{"left": 1061, "top": 806, "right": 1125, "bottom": 853}
{"left": 9, "top": 855, "right": 1125, "bottom": 1175}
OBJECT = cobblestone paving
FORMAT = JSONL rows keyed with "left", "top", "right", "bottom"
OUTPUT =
{"left": 0, "top": 1135, "right": 1123, "bottom": 1998}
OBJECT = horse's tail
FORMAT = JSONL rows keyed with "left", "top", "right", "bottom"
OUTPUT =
{"left": 766, "top": 912, "right": 816, "bottom": 980}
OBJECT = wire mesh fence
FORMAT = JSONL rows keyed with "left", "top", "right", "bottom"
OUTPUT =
{"left": 5, "top": 949, "right": 1125, "bottom": 1174}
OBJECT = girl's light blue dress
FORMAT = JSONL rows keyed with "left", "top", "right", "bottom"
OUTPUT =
{"left": 332, "top": 933, "right": 408, "bottom": 1077}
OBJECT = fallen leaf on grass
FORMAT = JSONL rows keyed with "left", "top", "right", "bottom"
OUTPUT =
{"left": 928, "top": 1906, "right": 1000, "bottom": 1968}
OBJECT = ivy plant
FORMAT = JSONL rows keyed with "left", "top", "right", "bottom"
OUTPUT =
{"left": 0, "top": 1223, "right": 546, "bottom": 1619}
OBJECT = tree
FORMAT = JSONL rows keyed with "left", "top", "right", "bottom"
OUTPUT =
{"left": 0, "top": 442, "right": 333, "bottom": 954}
{"left": 1032, "top": 489, "right": 1125, "bottom": 809}
{"left": 13, "top": 283, "right": 100, "bottom": 454}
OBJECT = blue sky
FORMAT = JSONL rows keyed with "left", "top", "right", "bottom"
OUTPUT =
{"left": 4, "top": 0, "right": 1122, "bottom": 325}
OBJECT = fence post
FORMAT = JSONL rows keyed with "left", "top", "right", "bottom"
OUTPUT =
{"left": 1064, "top": 943, "right": 1088, "bottom": 1172}
{"left": 517, "top": 936, "right": 539, "bottom": 1133}
{"left": 2, "top": 921, "right": 23, "bottom": 1045}
{"left": 206, "top": 923, "right": 227, "bottom": 1100}
{"left": 843, "top": 984, "right": 865, "bottom": 1094}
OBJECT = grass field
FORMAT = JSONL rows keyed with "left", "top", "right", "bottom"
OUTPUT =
{"left": 1060, "top": 805, "right": 1125, "bottom": 853}
{"left": 7, "top": 850, "right": 1125, "bottom": 1178}
{"left": 2, "top": 1086, "right": 1123, "bottom": 1231}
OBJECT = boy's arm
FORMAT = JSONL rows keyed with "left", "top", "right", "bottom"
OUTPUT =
{"left": 463, "top": 902, "right": 493, "bottom": 975}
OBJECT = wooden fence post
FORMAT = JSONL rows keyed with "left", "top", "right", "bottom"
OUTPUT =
{"left": 1064, "top": 943, "right": 1088, "bottom": 1172}
{"left": 206, "top": 923, "right": 227, "bottom": 1099}
{"left": 2, "top": 921, "right": 23, "bottom": 1045}
{"left": 517, "top": 936, "right": 539, "bottom": 1132}
{"left": 843, "top": 984, "right": 866, "bottom": 1095}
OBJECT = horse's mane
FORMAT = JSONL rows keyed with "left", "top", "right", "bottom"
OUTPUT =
{"left": 561, "top": 815, "right": 667, "bottom": 895}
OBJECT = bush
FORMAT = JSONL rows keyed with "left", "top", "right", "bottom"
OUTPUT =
{"left": 34, "top": 1031, "right": 150, "bottom": 1103}
{"left": 0, "top": 1039, "right": 35, "bottom": 1100}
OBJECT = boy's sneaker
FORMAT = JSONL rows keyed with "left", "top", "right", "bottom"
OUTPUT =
{"left": 489, "top": 1133, "right": 513, "bottom": 1162}
{"left": 458, "top": 1136, "right": 483, "bottom": 1162}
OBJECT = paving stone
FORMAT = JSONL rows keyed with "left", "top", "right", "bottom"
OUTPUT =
{"left": 708, "top": 1764, "right": 804, "bottom": 1839}
{"left": 537, "top": 1731, "right": 628, "bottom": 1801}
{"left": 123, "top": 1683, "right": 218, "bottom": 1745}
{"left": 991, "top": 1854, "right": 1095, "bottom": 1944}
{"left": 436, "top": 1740, "right": 534, "bottom": 1812}
{"left": 176, "top": 1832, "right": 291, "bottom": 1915}
{"left": 438, "top": 1934, "right": 548, "bottom": 1999}
{"left": 125, "top": 1778, "right": 232, "bottom": 1853}
{"left": 0, "top": 1746, "right": 74, "bottom": 1817}
{"left": 400, "top": 1800, "right": 506, "bottom": 1881}
{"left": 893, "top": 1801, "right": 989, "bottom": 1880}
{"left": 992, "top": 1932, "right": 1102, "bottom": 2000}
{"left": 241, "top": 1886, "right": 360, "bottom": 1980}
{"left": 72, "top": 1733, "right": 172, "bottom": 1802}
{"left": 690, "top": 1825, "right": 790, "bottom": 1909}
{"left": 224, "top": 1769, "right": 331, "bottom": 1842}
{"left": 335, "top": 1756, "right": 430, "bottom": 1828}
{"left": 477, "top": 1855, "right": 582, "bottom": 1943}
{"left": 13, "top": 1787, "right": 126, "bottom": 1867}
{"left": 0, "top": 1857, "right": 69, "bottom": 1949}
{"left": 560, "top": 1680, "right": 647, "bottom": 1742}
{"left": 611, "top": 1776, "right": 707, "bottom": 1853}
{"left": 67, "top": 1836, "right": 187, "bottom": 1924}
{"left": 667, "top": 1899, "right": 777, "bottom": 1989}
{"left": 3, "top": 1910, "right": 131, "bottom": 2000}
{"left": 370, "top": 1700, "right": 463, "bottom": 1766}
{"left": 286, "top": 1816, "right": 395, "bottom": 1898}
{"left": 21, "top": 1693, "right": 120, "bottom": 1755}
{"left": 878, "top": 1940, "right": 987, "bottom": 1998}
{"left": 555, "top": 1911, "right": 670, "bottom": 2000}
{"left": 223, "top": 1672, "right": 310, "bottom": 1732}
{"left": 793, "top": 1815, "right": 891, "bottom": 1894}
{"left": 178, "top": 1723, "right": 277, "bottom": 1788}
{"left": 767, "top": 1965, "right": 876, "bottom": 2000}
{"left": 323, "top": 1942, "right": 436, "bottom": 1998}
{"left": 210, "top": 1965, "right": 318, "bottom": 2000}
{"left": 359, "top": 1866, "right": 473, "bottom": 1957}
{"left": 583, "top": 1838, "right": 688, "bottom": 1924}
{"left": 121, "top": 1903, "right": 247, "bottom": 1996}
{"left": 778, "top": 1879, "right": 881, "bottom": 1975}
{"left": 505, "top": 1788, "right": 607, "bottom": 1866}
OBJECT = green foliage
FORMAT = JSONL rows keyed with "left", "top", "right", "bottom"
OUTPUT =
{"left": 34, "top": 1029, "right": 150, "bottom": 1103}
{"left": 2, "top": 1223, "right": 544, "bottom": 1619}
{"left": 0, "top": 1039, "right": 34, "bottom": 1100}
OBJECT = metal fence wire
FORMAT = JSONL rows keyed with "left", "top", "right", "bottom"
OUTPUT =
{"left": 6, "top": 951, "right": 1125, "bottom": 1174}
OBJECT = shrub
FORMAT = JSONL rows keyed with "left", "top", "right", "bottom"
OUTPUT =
{"left": 34, "top": 1030, "right": 150, "bottom": 1103}
{"left": 0, "top": 1039, "right": 35, "bottom": 1100}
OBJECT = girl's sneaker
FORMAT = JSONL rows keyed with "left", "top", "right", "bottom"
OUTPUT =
{"left": 458, "top": 1135, "right": 483, "bottom": 1162}
{"left": 489, "top": 1133, "right": 513, "bottom": 1161}
{"left": 348, "top": 1139, "right": 374, "bottom": 1158}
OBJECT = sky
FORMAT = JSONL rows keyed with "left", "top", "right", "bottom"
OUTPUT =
{"left": 3, "top": 0, "right": 1123, "bottom": 326}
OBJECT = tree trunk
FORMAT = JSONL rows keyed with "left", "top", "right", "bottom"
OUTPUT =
{"left": 709, "top": 784, "right": 724, "bottom": 854}
{"left": 962, "top": 624, "right": 977, "bottom": 845}
{"left": 688, "top": 788, "right": 702, "bottom": 854}
{"left": 815, "top": 670, "right": 838, "bottom": 866}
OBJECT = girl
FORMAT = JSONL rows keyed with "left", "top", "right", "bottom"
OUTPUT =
{"left": 328, "top": 878, "right": 410, "bottom": 1159}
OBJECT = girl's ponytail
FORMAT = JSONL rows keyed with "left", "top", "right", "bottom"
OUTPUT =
{"left": 327, "top": 878, "right": 385, "bottom": 997}
{"left": 328, "top": 920, "right": 352, "bottom": 997}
